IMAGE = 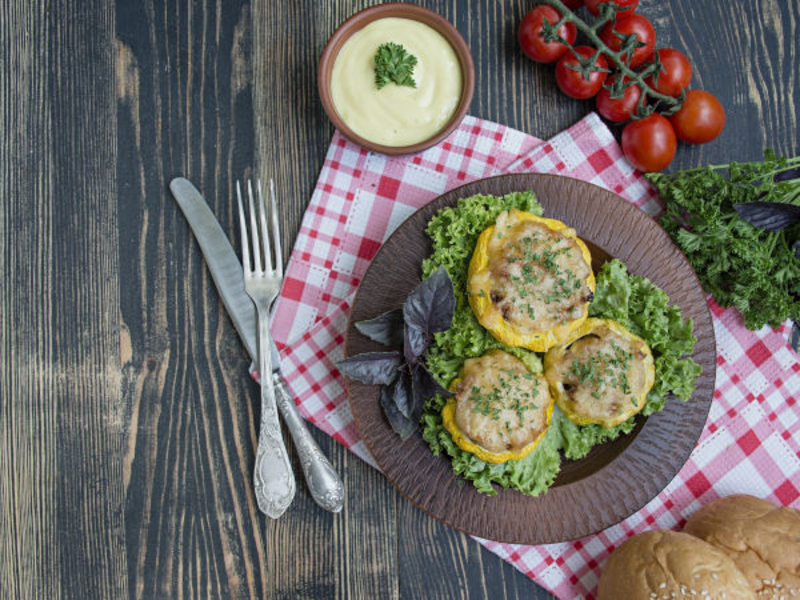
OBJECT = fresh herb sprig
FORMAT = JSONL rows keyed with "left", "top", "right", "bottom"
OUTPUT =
{"left": 374, "top": 42, "right": 418, "bottom": 90}
{"left": 336, "top": 266, "right": 455, "bottom": 439}
{"left": 647, "top": 150, "right": 800, "bottom": 331}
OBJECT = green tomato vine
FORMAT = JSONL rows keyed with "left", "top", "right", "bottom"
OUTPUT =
{"left": 538, "top": 0, "right": 684, "bottom": 118}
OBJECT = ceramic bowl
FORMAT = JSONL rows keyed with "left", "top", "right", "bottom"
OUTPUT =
{"left": 317, "top": 3, "right": 475, "bottom": 156}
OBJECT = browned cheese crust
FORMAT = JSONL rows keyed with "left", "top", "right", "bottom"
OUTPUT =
{"left": 683, "top": 494, "right": 800, "bottom": 598}
{"left": 472, "top": 212, "right": 592, "bottom": 335}
{"left": 453, "top": 350, "right": 550, "bottom": 453}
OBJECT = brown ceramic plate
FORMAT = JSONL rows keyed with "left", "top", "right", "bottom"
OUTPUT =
{"left": 318, "top": 3, "right": 475, "bottom": 155}
{"left": 344, "top": 173, "right": 715, "bottom": 545}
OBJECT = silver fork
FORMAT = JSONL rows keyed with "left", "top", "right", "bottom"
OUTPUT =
{"left": 237, "top": 179, "right": 296, "bottom": 518}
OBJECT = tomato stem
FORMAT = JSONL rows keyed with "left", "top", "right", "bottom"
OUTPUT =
{"left": 540, "top": 0, "right": 682, "bottom": 114}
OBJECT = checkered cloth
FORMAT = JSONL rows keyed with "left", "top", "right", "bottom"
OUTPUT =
{"left": 269, "top": 113, "right": 800, "bottom": 599}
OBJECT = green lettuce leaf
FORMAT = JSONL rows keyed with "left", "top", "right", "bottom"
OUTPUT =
{"left": 420, "top": 193, "right": 701, "bottom": 496}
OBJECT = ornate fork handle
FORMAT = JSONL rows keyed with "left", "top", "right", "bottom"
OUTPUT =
{"left": 272, "top": 373, "right": 344, "bottom": 512}
{"left": 253, "top": 308, "right": 296, "bottom": 518}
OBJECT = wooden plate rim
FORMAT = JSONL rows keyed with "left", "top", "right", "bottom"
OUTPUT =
{"left": 343, "top": 173, "right": 715, "bottom": 544}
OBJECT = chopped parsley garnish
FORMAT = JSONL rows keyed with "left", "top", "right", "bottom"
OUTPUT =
{"left": 567, "top": 336, "right": 636, "bottom": 403}
{"left": 468, "top": 369, "right": 539, "bottom": 431}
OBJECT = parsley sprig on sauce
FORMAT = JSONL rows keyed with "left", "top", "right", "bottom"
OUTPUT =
{"left": 374, "top": 42, "right": 418, "bottom": 90}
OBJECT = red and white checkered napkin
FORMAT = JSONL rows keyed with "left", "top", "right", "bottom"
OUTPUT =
{"left": 270, "top": 113, "right": 800, "bottom": 599}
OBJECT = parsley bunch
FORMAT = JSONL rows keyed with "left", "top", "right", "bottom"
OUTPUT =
{"left": 374, "top": 42, "right": 418, "bottom": 90}
{"left": 648, "top": 150, "right": 800, "bottom": 330}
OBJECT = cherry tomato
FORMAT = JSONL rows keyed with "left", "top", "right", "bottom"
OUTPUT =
{"left": 562, "top": 0, "right": 585, "bottom": 8}
{"left": 599, "top": 13, "right": 656, "bottom": 67}
{"left": 644, "top": 48, "right": 692, "bottom": 97}
{"left": 596, "top": 79, "right": 642, "bottom": 122}
{"left": 669, "top": 89, "right": 726, "bottom": 144}
{"left": 519, "top": 6, "right": 577, "bottom": 64}
{"left": 585, "top": 0, "right": 639, "bottom": 18}
{"left": 555, "top": 46, "right": 609, "bottom": 99}
{"left": 622, "top": 114, "right": 677, "bottom": 172}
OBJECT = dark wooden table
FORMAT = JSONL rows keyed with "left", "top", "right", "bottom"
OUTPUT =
{"left": 2, "top": 0, "right": 798, "bottom": 598}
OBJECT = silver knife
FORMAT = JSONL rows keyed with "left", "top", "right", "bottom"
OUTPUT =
{"left": 170, "top": 177, "right": 345, "bottom": 513}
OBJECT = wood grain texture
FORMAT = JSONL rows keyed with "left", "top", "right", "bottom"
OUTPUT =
{"left": 1, "top": 0, "right": 798, "bottom": 598}
{"left": 1, "top": 0, "right": 126, "bottom": 598}
{"left": 116, "top": 1, "right": 270, "bottom": 597}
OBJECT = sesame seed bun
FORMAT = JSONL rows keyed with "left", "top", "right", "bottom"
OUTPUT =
{"left": 597, "top": 530, "right": 755, "bottom": 599}
{"left": 683, "top": 494, "right": 800, "bottom": 598}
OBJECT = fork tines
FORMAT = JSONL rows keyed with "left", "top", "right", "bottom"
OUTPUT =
{"left": 236, "top": 179, "right": 282, "bottom": 278}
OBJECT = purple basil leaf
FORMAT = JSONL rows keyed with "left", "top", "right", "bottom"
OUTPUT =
{"left": 402, "top": 266, "right": 455, "bottom": 359}
{"left": 336, "top": 352, "right": 402, "bottom": 385}
{"left": 355, "top": 308, "right": 404, "bottom": 348}
{"left": 404, "top": 322, "right": 427, "bottom": 365}
{"left": 775, "top": 167, "right": 800, "bottom": 183}
{"left": 792, "top": 320, "right": 800, "bottom": 355}
{"left": 380, "top": 377, "right": 418, "bottom": 440}
{"left": 392, "top": 368, "right": 415, "bottom": 419}
{"left": 794, "top": 239, "right": 800, "bottom": 260}
{"left": 412, "top": 363, "right": 452, "bottom": 402}
{"left": 733, "top": 201, "right": 800, "bottom": 232}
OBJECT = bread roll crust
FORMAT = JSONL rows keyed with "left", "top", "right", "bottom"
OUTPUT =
{"left": 598, "top": 530, "right": 755, "bottom": 599}
{"left": 683, "top": 494, "right": 800, "bottom": 597}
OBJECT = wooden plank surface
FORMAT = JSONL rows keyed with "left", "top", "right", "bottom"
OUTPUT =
{"left": 1, "top": 0, "right": 126, "bottom": 598}
{"left": 1, "top": 0, "right": 798, "bottom": 598}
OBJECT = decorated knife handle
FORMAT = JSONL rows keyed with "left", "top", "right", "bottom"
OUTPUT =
{"left": 273, "top": 373, "right": 345, "bottom": 513}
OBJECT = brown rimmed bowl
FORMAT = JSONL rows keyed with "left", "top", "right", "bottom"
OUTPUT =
{"left": 317, "top": 3, "right": 475, "bottom": 156}
{"left": 343, "top": 174, "right": 716, "bottom": 545}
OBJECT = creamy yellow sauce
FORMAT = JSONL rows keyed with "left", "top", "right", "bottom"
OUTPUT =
{"left": 330, "top": 18, "right": 462, "bottom": 146}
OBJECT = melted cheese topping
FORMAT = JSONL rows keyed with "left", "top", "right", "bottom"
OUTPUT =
{"left": 330, "top": 18, "right": 462, "bottom": 146}
{"left": 547, "top": 324, "right": 651, "bottom": 422}
{"left": 470, "top": 211, "right": 593, "bottom": 335}
{"left": 453, "top": 350, "right": 551, "bottom": 453}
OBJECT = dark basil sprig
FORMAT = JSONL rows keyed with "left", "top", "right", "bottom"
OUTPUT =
{"left": 337, "top": 266, "right": 455, "bottom": 440}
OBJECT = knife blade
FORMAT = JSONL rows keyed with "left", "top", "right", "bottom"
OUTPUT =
{"left": 170, "top": 177, "right": 344, "bottom": 513}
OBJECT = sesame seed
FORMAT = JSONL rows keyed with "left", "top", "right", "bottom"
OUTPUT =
{"left": 651, "top": 593, "right": 658, "bottom": 599}
{"left": 712, "top": 573, "right": 718, "bottom": 580}
{"left": 660, "top": 583, "right": 667, "bottom": 589}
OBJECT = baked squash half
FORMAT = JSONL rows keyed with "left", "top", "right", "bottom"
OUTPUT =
{"left": 442, "top": 349, "right": 553, "bottom": 464}
{"left": 467, "top": 209, "right": 595, "bottom": 352}
{"left": 544, "top": 318, "right": 655, "bottom": 428}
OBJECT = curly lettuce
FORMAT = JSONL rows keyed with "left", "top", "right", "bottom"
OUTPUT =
{"left": 420, "top": 191, "right": 702, "bottom": 496}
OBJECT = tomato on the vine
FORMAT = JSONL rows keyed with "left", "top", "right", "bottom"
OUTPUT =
{"left": 585, "top": 0, "right": 638, "bottom": 18}
{"left": 599, "top": 13, "right": 656, "bottom": 67}
{"left": 596, "top": 79, "right": 642, "bottom": 122}
{"left": 622, "top": 114, "right": 677, "bottom": 172}
{"left": 669, "top": 89, "right": 725, "bottom": 144}
{"left": 519, "top": 6, "right": 577, "bottom": 64}
{"left": 555, "top": 46, "right": 609, "bottom": 99}
{"left": 644, "top": 48, "right": 692, "bottom": 97}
